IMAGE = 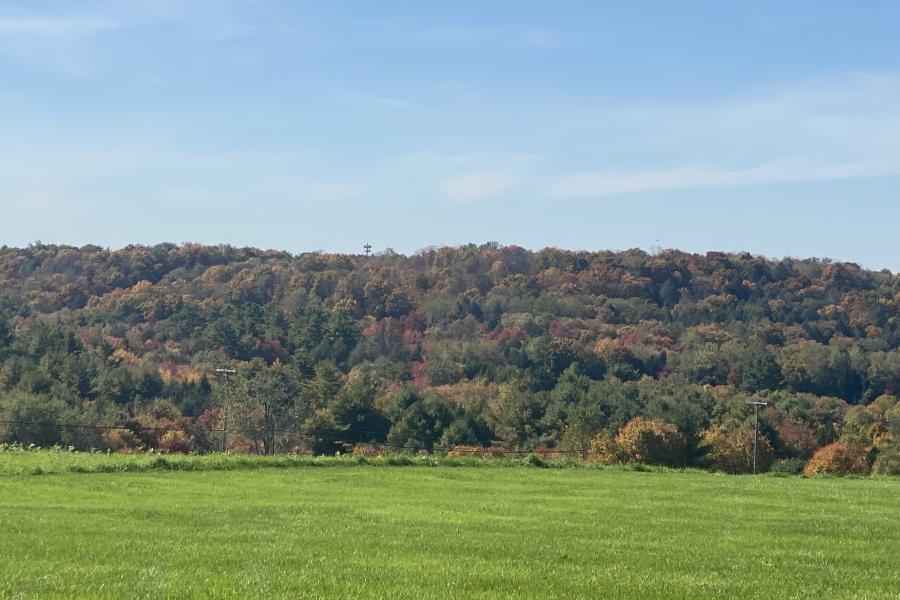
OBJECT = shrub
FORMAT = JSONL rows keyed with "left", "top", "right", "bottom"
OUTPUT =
{"left": 702, "top": 428, "right": 773, "bottom": 474}
{"left": 770, "top": 458, "right": 806, "bottom": 476}
{"left": 158, "top": 430, "right": 195, "bottom": 454}
{"left": 446, "top": 444, "right": 482, "bottom": 458}
{"left": 803, "top": 441, "right": 872, "bottom": 476}
{"left": 101, "top": 429, "right": 143, "bottom": 453}
{"left": 615, "top": 417, "right": 686, "bottom": 467}
{"left": 526, "top": 453, "right": 547, "bottom": 467}
{"left": 872, "top": 445, "right": 900, "bottom": 475}
{"left": 480, "top": 445, "right": 508, "bottom": 459}
{"left": 588, "top": 430, "right": 621, "bottom": 464}
{"left": 351, "top": 443, "right": 385, "bottom": 457}
{"left": 0, "top": 392, "right": 66, "bottom": 447}
{"left": 532, "top": 444, "right": 552, "bottom": 458}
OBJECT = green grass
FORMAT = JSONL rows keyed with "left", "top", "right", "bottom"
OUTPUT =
{"left": 0, "top": 453, "right": 897, "bottom": 599}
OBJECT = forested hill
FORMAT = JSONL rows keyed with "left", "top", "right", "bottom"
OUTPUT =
{"left": 1, "top": 242, "right": 898, "bottom": 473}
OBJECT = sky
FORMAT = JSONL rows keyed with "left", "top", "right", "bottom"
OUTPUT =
{"left": 1, "top": 1, "right": 899, "bottom": 270}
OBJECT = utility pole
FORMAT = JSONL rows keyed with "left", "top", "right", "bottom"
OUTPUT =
{"left": 746, "top": 401, "right": 768, "bottom": 474}
{"left": 216, "top": 368, "right": 236, "bottom": 453}
{"left": 272, "top": 415, "right": 277, "bottom": 456}
{"left": 363, "top": 243, "right": 372, "bottom": 257}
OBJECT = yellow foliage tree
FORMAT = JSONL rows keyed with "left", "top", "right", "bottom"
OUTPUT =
{"left": 614, "top": 417, "right": 685, "bottom": 467}
{"left": 588, "top": 430, "right": 621, "bottom": 464}
{"left": 702, "top": 427, "right": 773, "bottom": 474}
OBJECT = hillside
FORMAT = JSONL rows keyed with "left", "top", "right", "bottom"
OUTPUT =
{"left": 0, "top": 242, "right": 897, "bottom": 472}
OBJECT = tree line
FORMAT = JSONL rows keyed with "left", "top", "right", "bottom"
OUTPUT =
{"left": 0, "top": 242, "right": 897, "bottom": 474}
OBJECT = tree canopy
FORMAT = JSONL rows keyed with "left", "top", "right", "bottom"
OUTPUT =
{"left": 0, "top": 242, "right": 897, "bottom": 471}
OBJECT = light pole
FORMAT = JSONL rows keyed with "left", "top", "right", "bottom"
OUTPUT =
{"left": 215, "top": 368, "right": 236, "bottom": 452}
{"left": 746, "top": 401, "right": 768, "bottom": 474}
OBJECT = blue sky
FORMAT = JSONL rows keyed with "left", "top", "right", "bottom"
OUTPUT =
{"left": 1, "top": 1, "right": 899, "bottom": 270}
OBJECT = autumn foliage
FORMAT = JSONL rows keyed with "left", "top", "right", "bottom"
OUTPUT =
{"left": 1, "top": 243, "right": 900, "bottom": 474}
{"left": 803, "top": 441, "right": 872, "bottom": 476}
{"left": 591, "top": 417, "right": 686, "bottom": 467}
{"left": 446, "top": 444, "right": 483, "bottom": 458}
{"left": 588, "top": 431, "right": 621, "bottom": 464}
{"left": 702, "top": 428, "right": 773, "bottom": 474}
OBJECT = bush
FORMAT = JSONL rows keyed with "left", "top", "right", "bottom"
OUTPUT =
{"left": 0, "top": 392, "right": 66, "bottom": 447}
{"left": 526, "top": 453, "right": 547, "bottom": 468}
{"left": 770, "top": 458, "right": 806, "bottom": 476}
{"left": 702, "top": 428, "right": 773, "bottom": 474}
{"left": 615, "top": 417, "right": 686, "bottom": 467}
{"left": 872, "top": 445, "right": 900, "bottom": 475}
{"left": 480, "top": 445, "right": 509, "bottom": 459}
{"left": 351, "top": 443, "right": 385, "bottom": 457}
{"left": 803, "top": 441, "right": 872, "bottom": 476}
{"left": 158, "top": 430, "right": 195, "bottom": 453}
{"left": 101, "top": 428, "right": 143, "bottom": 452}
{"left": 446, "top": 444, "right": 482, "bottom": 458}
{"left": 588, "top": 430, "right": 621, "bottom": 464}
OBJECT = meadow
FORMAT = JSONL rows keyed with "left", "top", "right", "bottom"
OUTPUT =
{"left": 0, "top": 452, "right": 897, "bottom": 599}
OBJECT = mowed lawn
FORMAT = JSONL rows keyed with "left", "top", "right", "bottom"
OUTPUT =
{"left": 0, "top": 465, "right": 897, "bottom": 599}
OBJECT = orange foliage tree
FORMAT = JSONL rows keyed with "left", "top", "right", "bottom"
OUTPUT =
{"left": 803, "top": 440, "right": 872, "bottom": 476}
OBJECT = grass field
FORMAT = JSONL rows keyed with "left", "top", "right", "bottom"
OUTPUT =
{"left": 0, "top": 454, "right": 897, "bottom": 599}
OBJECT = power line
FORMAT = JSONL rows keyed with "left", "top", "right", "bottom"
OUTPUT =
{"left": 0, "top": 419, "right": 220, "bottom": 432}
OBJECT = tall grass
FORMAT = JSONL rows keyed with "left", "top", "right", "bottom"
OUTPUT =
{"left": 0, "top": 445, "right": 692, "bottom": 476}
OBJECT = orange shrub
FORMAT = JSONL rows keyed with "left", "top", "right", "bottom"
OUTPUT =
{"left": 446, "top": 444, "right": 482, "bottom": 458}
{"left": 803, "top": 441, "right": 872, "bottom": 476}
{"left": 588, "top": 430, "right": 621, "bottom": 464}
{"left": 350, "top": 443, "right": 385, "bottom": 457}
{"left": 101, "top": 428, "right": 143, "bottom": 453}
{"left": 158, "top": 429, "right": 195, "bottom": 453}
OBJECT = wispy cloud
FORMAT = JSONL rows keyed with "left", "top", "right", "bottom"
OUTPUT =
{"left": 0, "top": 140, "right": 365, "bottom": 215}
{"left": 419, "top": 25, "right": 563, "bottom": 49}
{"left": 341, "top": 92, "right": 422, "bottom": 110}
{"left": 0, "top": 15, "right": 118, "bottom": 36}
{"left": 440, "top": 171, "right": 518, "bottom": 203}
{"left": 408, "top": 151, "right": 546, "bottom": 204}
{"left": 547, "top": 159, "right": 900, "bottom": 198}
{"left": 545, "top": 73, "right": 900, "bottom": 198}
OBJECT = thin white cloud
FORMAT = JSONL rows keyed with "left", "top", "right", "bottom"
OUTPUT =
{"left": 393, "top": 151, "right": 545, "bottom": 204}
{"left": 545, "top": 73, "right": 900, "bottom": 198}
{"left": 0, "top": 15, "right": 117, "bottom": 36}
{"left": 341, "top": 92, "right": 422, "bottom": 110}
{"left": 420, "top": 25, "right": 563, "bottom": 49}
{"left": 0, "top": 141, "right": 366, "bottom": 215}
{"left": 440, "top": 171, "right": 517, "bottom": 203}
{"left": 547, "top": 158, "right": 900, "bottom": 198}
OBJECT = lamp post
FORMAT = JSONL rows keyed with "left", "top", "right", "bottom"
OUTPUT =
{"left": 215, "top": 368, "right": 236, "bottom": 452}
{"left": 746, "top": 401, "right": 768, "bottom": 474}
